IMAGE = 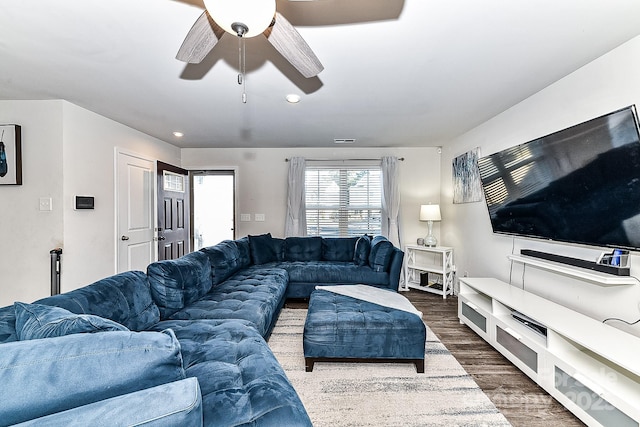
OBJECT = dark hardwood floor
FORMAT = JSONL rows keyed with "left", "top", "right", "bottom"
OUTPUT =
{"left": 405, "top": 289, "right": 585, "bottom": 427}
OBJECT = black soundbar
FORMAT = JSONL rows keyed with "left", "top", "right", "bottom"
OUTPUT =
{"left": 520, "top": 249, "right": 630, "bottom": 276}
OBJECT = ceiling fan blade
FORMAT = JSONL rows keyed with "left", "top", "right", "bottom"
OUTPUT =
{"left": 264, "top": 12, "right": 324, "bottom": 78}
{"left": 176, "top": 11, "right": 225, "bottom": 64}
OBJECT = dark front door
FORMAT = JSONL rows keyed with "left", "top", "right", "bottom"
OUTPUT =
{"left": 157, "top": 161, "right": 190, "bottom": 260}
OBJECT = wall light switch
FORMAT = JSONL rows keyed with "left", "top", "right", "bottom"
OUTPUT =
{"left": 255, "top": 213, "right": 265, "bottom": 222}
{"left": 39, "top": 197, "right": 52, "bottom": 211}
{"left": 240, "top": 213, "right": 251, "bottom": 222}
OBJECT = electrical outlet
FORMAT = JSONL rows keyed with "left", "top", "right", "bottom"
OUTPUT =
{"left": 240, "top": 213, "right": 251, "bottom": 222}
{"left": 255, "top": 213, "right": 265, "bottom": 222}
{"left": 39, "top": 197, "right": 52, "bottom": 211}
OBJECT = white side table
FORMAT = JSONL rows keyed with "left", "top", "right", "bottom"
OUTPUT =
{"left": 403, "top": 245, "right": 454, "bottom": 298}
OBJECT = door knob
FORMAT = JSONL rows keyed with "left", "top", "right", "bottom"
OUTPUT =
{"left": 121, "top": 236, "right": 130, "bottom": 241}
{"left": 158, "top": 236, "right": 166, "bottom": 241}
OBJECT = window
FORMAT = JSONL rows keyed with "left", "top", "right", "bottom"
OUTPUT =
{"left": 163, "top": 171, "right": 185, "bottom": 193}
{"left": 305, "top": 166, "right": 382, "bottom": 237}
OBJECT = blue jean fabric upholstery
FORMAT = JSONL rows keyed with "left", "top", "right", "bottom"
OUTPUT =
{"left": 14, "top": 378, "right": 203, "bottom": 427}
{"left": 303, "top": 290, "right": 426, "bottom": 364}
{"left": 0, "top": 329, "right": 185, "bottom": 425}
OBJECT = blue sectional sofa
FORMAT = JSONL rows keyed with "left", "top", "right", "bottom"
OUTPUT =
{"left": 0, "top": 234, "right": 403, "bottom": 426}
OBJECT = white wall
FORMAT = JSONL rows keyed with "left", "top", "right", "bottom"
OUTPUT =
{"left": 0, "top": 100, "right": 180, "bottom": 307}
{"left": 0, "top": 100, "right": 64, "bottom": 305}
{"left": 61, "top": 102, "right": 180, "bottom": 291}
{"left": 181, "top": 147, "right": 441, "bottom": 246}
{"left": 441, "top": 35, "right": 640, "bottom": 337}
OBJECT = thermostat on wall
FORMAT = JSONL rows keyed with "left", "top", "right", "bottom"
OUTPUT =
{"left": 74, "top": 195, "right": 95, "bottom": 210}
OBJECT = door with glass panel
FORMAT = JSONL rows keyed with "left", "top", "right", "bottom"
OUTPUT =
{"left": 157, "top": 161, "right": 190, "bottom": 261}
{"left": 191, "top": 170, "right": 235, "bottom": 250}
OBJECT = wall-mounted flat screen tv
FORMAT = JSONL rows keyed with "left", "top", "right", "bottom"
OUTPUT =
{"left": 478, "top": 105, "right": 640, "bottom": 251}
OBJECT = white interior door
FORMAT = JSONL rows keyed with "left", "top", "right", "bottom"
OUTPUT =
{"left": 117, "top": 151, "right": 155, "bottom": 272}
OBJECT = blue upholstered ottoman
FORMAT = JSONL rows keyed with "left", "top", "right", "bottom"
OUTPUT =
{"left": 303, "top": 288, "right": 426, "bottom": 373}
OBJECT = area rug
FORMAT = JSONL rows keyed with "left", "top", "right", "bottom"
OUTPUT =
{"left": 268, "top": 309, "right": 512, "bottom": 427}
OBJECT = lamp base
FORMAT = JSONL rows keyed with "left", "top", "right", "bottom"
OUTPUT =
{"left": 424, "top": 235, "right": 438, "bottom": 247}
{"left": 424, "top": 220, "right": 437, "bottom": 247}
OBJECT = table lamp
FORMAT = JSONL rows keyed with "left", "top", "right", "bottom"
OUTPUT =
{"left": 419, "top": 204, "right": 441, "bottom": 247}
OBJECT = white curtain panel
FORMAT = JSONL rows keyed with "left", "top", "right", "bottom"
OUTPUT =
{"left": 285, "top": 157, "right": 307, "bottom": 237}
{"left": 381, "top": 156, "right": 402, "bottom": 248}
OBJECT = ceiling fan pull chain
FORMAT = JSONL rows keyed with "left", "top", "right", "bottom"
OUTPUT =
{"left": 237, "top": 36, "right": 247, "bottom": 103}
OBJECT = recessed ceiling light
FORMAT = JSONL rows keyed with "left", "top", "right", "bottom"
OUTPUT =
{"left": 286, "top": 94, "right": 301, "bottom": 104}
{"left": 173, "top": 131, "right": 184, "bottom": 137}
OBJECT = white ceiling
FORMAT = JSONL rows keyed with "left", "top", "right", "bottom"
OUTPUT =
{"left": 2, "top": 0, "right": 640, "bottom": 148}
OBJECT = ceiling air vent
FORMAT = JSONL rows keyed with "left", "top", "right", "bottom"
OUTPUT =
{"left": 334, "top": 138, "right": 356, "bottom": 144}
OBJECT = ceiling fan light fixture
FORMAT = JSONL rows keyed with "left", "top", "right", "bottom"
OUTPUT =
{"left": 203, "top": 0, "right": 276, "bottom": 38}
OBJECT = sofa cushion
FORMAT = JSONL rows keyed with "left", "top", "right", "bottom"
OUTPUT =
{"left": 0, "top": 329, "right": 186, "bottom": 425}
{"left": 280, "top": 261, "right": 390, "bottom": 286}
{"left": 14, "top": 302, "right": 128, "bottom": 340}
{"left": 284, "top": 236, "right": 323, "bottom": 261}
{"left": 249, "top": 233, "right": 278, "bottom": 264}
{"left": 35, "top": 271, "right": 160, "bottom": 331}
{"left": 353, "top": 235, "right": 371, "bottom": 266}
{"left": 200, "top": 240, "right": 242, "bottom": 286}
{"left": 15, "top": 378, "right": 203, "bottom": 427}
{"left": 273, "top": 237, "right": 285, "bottom": 261}
{"left": 0, "top": 305, "right": 18, "bottom": 343}
{"left": 369, "top": 235, "right": 395, "bottom": 272}
{"left": 322, "top": 237, "right": 358, "bottom": 261}
{"left": 147, "top": 251, "right": 212, "bottom": 319}
{"left": 166, "top": 266, "right": 288, "bottom": 337}
{"left": 148, "top": 319, "right": 311, "bottom": 426}
{"left": 235, "top": 236, "right": 252, "bottom": 268}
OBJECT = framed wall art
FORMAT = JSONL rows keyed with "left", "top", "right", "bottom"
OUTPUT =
{"left": 452, "top": 147, "right": 482, "bottom": 204}
{"left": 0, "top": 124, "right": 22, "bottom": 185}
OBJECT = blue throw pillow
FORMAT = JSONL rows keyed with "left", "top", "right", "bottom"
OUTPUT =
{"left": 14, "top": 302, "right": 128, "bottom": 341}
{"left": 353, "top": 235, "right": 371, "bottom": 266}
{"left": 368, "top": 235, "right": 395, "bottom": 272}
{"left": 249, "top": 233, "right": 278, "bottom": 264}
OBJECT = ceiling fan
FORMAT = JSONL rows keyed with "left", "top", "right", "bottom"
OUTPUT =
{"left": 176, "top": 0, "right": 324, "bottom": 79}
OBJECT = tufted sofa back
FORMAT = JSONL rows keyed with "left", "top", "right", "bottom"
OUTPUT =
{"left": 200, "top": 238, "right": 250, "bottom": 286}
{"left": 35, "top": 271, "right": 161, "bottom": 331}
{"left": 147, "top": 251, "right": 212, "bottom": 319}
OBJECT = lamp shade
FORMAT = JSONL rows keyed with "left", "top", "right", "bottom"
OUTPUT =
{"left": 204, "top": 0, "right": 276, "bottom": 38}
{"left": 419, "top": 204, "right": 441, "bottom": 221}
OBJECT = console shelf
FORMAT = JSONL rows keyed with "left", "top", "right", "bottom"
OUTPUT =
{"left": 458, "top": 278, "right": 640, "bottom": 427}
{"left": 508, "top": 255, "right": 638, "bottom": 286}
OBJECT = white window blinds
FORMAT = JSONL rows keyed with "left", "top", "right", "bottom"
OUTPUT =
{"left": 305, "top": 166, "right": 382, "bottom": 237}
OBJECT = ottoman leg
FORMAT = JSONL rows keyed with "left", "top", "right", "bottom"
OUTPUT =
{"left": 415, "top": 359, "right": 425, "bottom": 373}
{"left": 305, "top": 357, "right": 315, "bottom": 372}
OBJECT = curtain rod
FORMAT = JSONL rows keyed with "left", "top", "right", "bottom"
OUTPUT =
{"left": 285, "top": 157, "right": 405, "bottom": 162}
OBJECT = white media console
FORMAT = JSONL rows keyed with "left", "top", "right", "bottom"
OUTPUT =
{"left": 458, "top": 276, "right": 640, "bottom": 427}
